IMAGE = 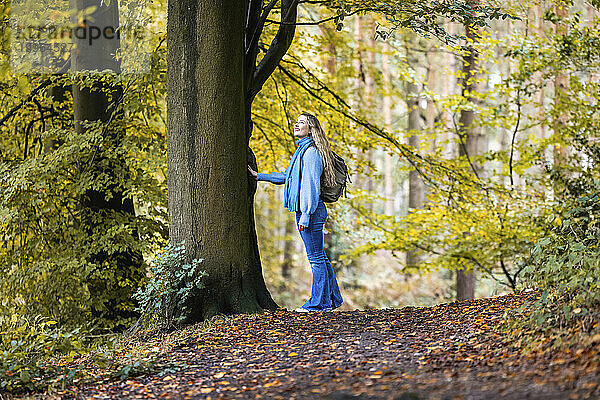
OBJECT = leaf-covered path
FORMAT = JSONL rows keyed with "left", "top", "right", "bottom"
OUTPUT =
{"left": 58, "top": 293, "right": 599, "bottom": 399}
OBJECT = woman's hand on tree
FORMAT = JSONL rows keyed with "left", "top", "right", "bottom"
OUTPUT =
{"left": 247, "top": 165, "right": 257, "bottom": 180}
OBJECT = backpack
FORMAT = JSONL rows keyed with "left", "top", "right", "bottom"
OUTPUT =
{"left": 320, "top": 150, "right": 351, "bottom": 203}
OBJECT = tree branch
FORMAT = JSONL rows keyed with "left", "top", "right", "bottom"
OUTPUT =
{"left": 410, "top": 241, "right": 513, "bottom": 288}
{"left": 265, "top": 8, "right": 375, "bottom": 26}
{"left": 509, "top": 89, "right": 522, "bottom": 189}
{"left": 276, "top": 62, "right": 455, "bottom": 192}
{"left": 0, "top": 79, "right": 52, "bottom": 130}
{"left": 499, "top": 259, "right": 516, "bottom": 289}
{"left": 0, "top": 57, "right": 70, "bottom": 130}
{"left": 249, "top": 0, "right": 299, "bottom": 103}
{"left": 245, "top": 0, "right": 277, "bottom": 58}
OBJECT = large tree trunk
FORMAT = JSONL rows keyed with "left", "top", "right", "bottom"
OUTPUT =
{"left": 71, "top": 0, "right": 143, "bottom": 326}
{"left": 167, "top": 0, "right": 275, "bottom": 322}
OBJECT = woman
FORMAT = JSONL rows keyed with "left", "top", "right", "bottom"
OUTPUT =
{"left": 248, "top": 112, "right": 344, "bottom": 312}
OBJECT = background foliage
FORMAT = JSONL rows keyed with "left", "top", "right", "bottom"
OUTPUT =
{"left": 0, "top": 0, "right": 598, "bottom": 393}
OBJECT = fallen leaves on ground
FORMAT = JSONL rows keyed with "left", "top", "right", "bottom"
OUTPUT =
{"left": 19, "top": 292, "right": 600, "bottom": 399}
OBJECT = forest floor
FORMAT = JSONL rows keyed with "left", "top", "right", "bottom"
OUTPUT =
{"left": 16, "top": 292, "right": 600, "bottom": 399}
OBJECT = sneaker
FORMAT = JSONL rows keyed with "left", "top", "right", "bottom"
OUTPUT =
{"left": 294, "top": 307, "right": 309, "bottom": 313}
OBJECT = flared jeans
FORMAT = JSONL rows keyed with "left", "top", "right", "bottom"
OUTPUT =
{"left": 295, "top": 200, "right": 344, "bottom": 311}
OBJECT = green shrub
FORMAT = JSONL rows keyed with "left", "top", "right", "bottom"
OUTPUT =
{"left": 0, "top": 310, "right": 86, "bottom": 392}
{"left": 518, "top": 189, "right": 600, "bottom": 333}
{"left": 131, "top": 240, "right": 207, "bottom": 330}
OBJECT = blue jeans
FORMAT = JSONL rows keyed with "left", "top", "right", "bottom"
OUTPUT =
{"left": 296, "top": 200, "right": 344, "bottom": 311}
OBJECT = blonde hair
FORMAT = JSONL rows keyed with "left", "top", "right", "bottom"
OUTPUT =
{"left": 301, "top": 112, "right": 335, "bottom": 187}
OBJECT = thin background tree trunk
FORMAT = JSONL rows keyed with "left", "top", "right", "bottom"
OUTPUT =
{"left": 71, "top": 0, "right": 143, "bottom": 325}
{"left": 553, "top": 2, "right": 569, "bottom": 173}
{"left": 364, "top": 17, "right": 376, "bottom": 203}
{"left": 405, "top": 35, "right": 425, "bottom": 269}
{"left": 352, "top": 15, "right": 365, "bottom": 190}
{"left": 382, "top": 40, "right": 395, "bottom": 216}
{"left": 456, "top": 2, "right": 485, "bottom": 300}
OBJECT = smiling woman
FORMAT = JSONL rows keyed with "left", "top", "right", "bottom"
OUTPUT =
{"left": 248, "top": 112, "right": 343, "bottom": 312}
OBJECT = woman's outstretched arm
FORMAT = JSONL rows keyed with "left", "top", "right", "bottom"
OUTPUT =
{"left": 298, "top": 147, "right": 323, "bottom": 228}
{"left": 248, "top": 165, "right": 287, "bottom": 184}
{"left": 257, "top": 170, "right": 287, "bottom": 184}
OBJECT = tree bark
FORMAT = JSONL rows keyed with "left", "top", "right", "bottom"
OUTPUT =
{"left": 167, "top": 0, "right": 267, "bottom": 322}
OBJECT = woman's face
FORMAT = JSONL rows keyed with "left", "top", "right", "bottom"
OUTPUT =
{"left": 294, "top": 115, "right": 310, "bottom": 139}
